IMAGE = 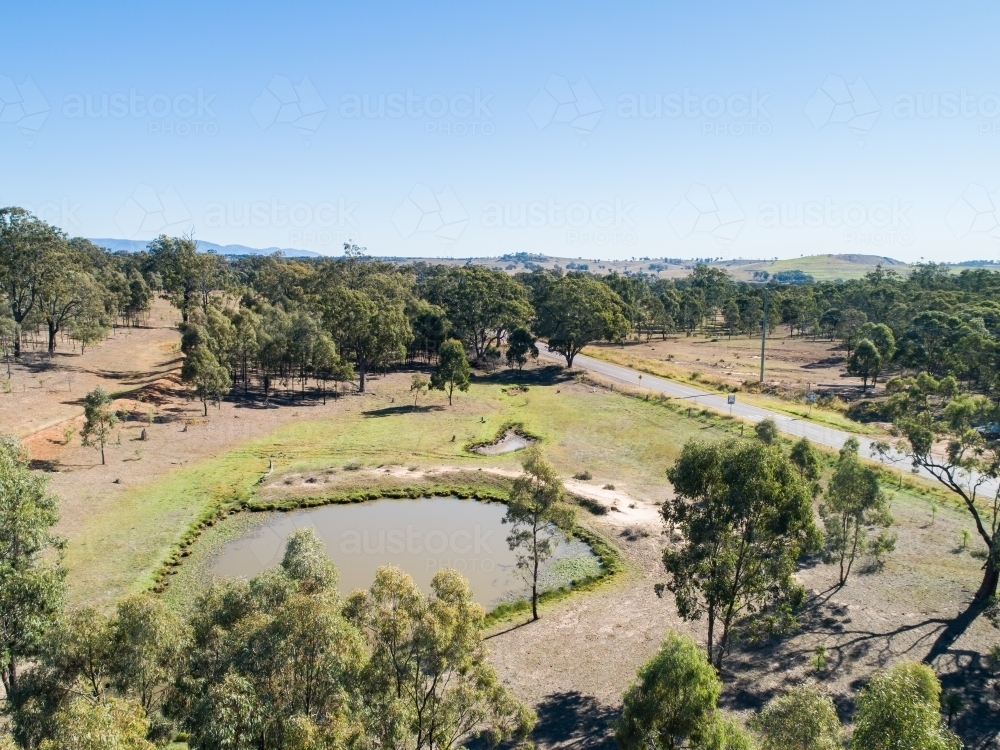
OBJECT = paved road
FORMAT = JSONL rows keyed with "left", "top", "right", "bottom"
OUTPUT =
{"left": 541, "top": 345, "right": 999, "bottom": 497}
{"left": 542, "top": 344, "right": 863, "bottom": 451}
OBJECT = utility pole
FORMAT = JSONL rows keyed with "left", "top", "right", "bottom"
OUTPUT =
{"left": 759, "top": 285, "right": 768, "bottom": 384}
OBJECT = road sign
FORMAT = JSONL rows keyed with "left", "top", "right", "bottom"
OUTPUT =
{"left": 727, "top": 394, "right": 736, "bottom": 405}
{"left": 807, "top": 392, "right": 816, "bottom": 404}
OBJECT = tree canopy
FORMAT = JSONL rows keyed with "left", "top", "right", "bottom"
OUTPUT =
{"left": 532, "top": 275, "right": 630, "bottom": 366}
{"left": 662, "top": 438, "right": 821, "bottom": 668}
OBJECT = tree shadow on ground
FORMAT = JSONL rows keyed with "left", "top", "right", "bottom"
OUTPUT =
{"left": 803, "top": 356, "right": 845, "bottom": 369}
{"left": 13, "top": 355, "right": 58, "bottom": 373}
{"left": 936, "top": 649, "right": 1000, "bottom": 749}
{"left": 720, "top": 591, "right": 953, "bottom": 715}
{"left": 226, "top": 390, "right": 343, "bottom": 409}
{"left": 362, "top": 404, "right": 446, "bottom": 418}
{"left": 361, "top": 404, "right": 445, "bottom": 418}
{"left": 717, "top": 590, "right": 1000, "bottom": 746}
{"left": 475, "top": 364, "right": 574, "bottom": 388}
{"left": 531, "top": 691, "right": 618, "bottom": 749}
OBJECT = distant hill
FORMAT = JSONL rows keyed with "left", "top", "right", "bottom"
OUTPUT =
{"left": 718, "top": 254, "right": 911, "bottom": 282}
{"left": 89, "top": 239, "right": 321, "bottom": 258}
{"left": 383, "top": 253, "right": 914, "bottom": 282}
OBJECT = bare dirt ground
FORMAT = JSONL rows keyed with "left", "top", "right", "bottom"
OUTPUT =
{"left": 1, "top": 301, "right": 182, "bottom": 440}
{"left": 488, "top": 484, "right": 1000, "bottom": 748}
{"left": 3, "top": 300, "right": 322, "bottom": 601}
{"left": 585, "top": 330, "right": 888, "bottom": 409}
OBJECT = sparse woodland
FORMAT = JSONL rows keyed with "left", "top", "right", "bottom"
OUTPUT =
{"left": 2, "top": 208, "right": 1000, "bottom": 748}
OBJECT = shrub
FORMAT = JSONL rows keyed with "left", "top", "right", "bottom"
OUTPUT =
{"left": 751, "top": 684, "right": 842, "bottom": 750}
{"left": 850, "top": 663, "right": 960, "bottom": 750}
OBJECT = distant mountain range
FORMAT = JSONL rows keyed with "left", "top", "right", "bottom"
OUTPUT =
{"left": 89, "top": 239, "right": 322, "bottom": 258}
{"left": 84, "top": 243, "right": 998, "bottom": 273}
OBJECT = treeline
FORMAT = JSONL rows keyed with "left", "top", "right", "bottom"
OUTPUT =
{"left": 0, "top": 208, "right": 155, "bottom": 362}
{"left": 4, "top": 207, "right": 1000, "bottom": 403}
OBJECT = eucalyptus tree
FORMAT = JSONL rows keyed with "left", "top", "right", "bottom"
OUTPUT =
{"left": 317, "top": 261, "right": 413, "bottom": 393}
{"left": 148, "top": 236, "right": 225, "bottom": 321}
{"left": 312, "top": 333, "right": 352, "bottom": 404}
{"left": 879, "top": 372, "right": 1000, "bottom": 601}
{"left": 0, "top": 208, "right": 65, "bottom": 357}
{"left": 503, "top": 448, "right": 575, "bottom": 621}
{"left": 0, "top": 317, "right": 16, "bottom": 377}
{"left": 36, "top": 698, "right": 155, "bottom": 750}
{"left": 750, "top": 685, "right": 843, "bottom": 750}
{"left": 850, "top": 663, "right": 960, "bottom": 750}
{"left": 505, "top": 327, "right": 538, "bottom": 370}
{"left": 848, "top": 339, "right": 882, "bottom": 391}
{"left": 662, "top": 438, "right": 820, "bottom": 668}
{"left": 616, "top": 632, "right": 754, "bottom": 750}
{"left": 789, "top": 437, "right": 822, "bottom": 484}
{"left": 430, "top": 339, "right": 470, "bottom": 406}
{"left": 603, "top": 273, "right": 652, "bottom": 339}
{"left": 228, "top": 307, "right": 262, "bottom": 395}
{"left": 181, "top": 347, "right": 231, "bottom": 415}
{"left": 616, "top": 632, "right": 722, "bottom": 750}
{"left": 533, "top": 275, "right": 629, "bottom": 366}
{"left": 0, "top": 436, "right": 65, "bottom": 702}
{"left": 177, "top": 528, "right": 366, "bottom": 749}
{"left": 406, "top": 298, "right": 450, "bottom": 363}
{"left": 420, "top": 265, "right": 532, "bottom": 360}
{"left": 37, "top": 266, "right": 105, "bottom": 354}
{"left": 81, "top": 387, "right": 118, "bottom": 464}
{"left": 821, "top": 437, "right": 894, "bottom": 586}
{"left": 346, "top": 565, "right": 535, "bottom": 748}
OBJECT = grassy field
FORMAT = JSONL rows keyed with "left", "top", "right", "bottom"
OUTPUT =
{"left": 717, "top": 253, "right": 912, "bottom": 282}
{"left": 396, "top": 253, "right": 916, "bottom": 282}
{"left": 62, "top": 367, "right": 742, "bottom": 609}
{"left": 51, "top": 360, "right": 1000, "bottom": 745}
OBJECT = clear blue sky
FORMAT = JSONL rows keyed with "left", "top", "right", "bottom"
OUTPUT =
{"left": 3, "top": 1, "right": 1000, "bottom": 262}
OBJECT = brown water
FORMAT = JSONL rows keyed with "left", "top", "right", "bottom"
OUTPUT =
{"left": 210, "top": 497, "right": 598, "bottom": 606}
{"left": 473, "top": 430, "right": 536, "bottom": 455}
